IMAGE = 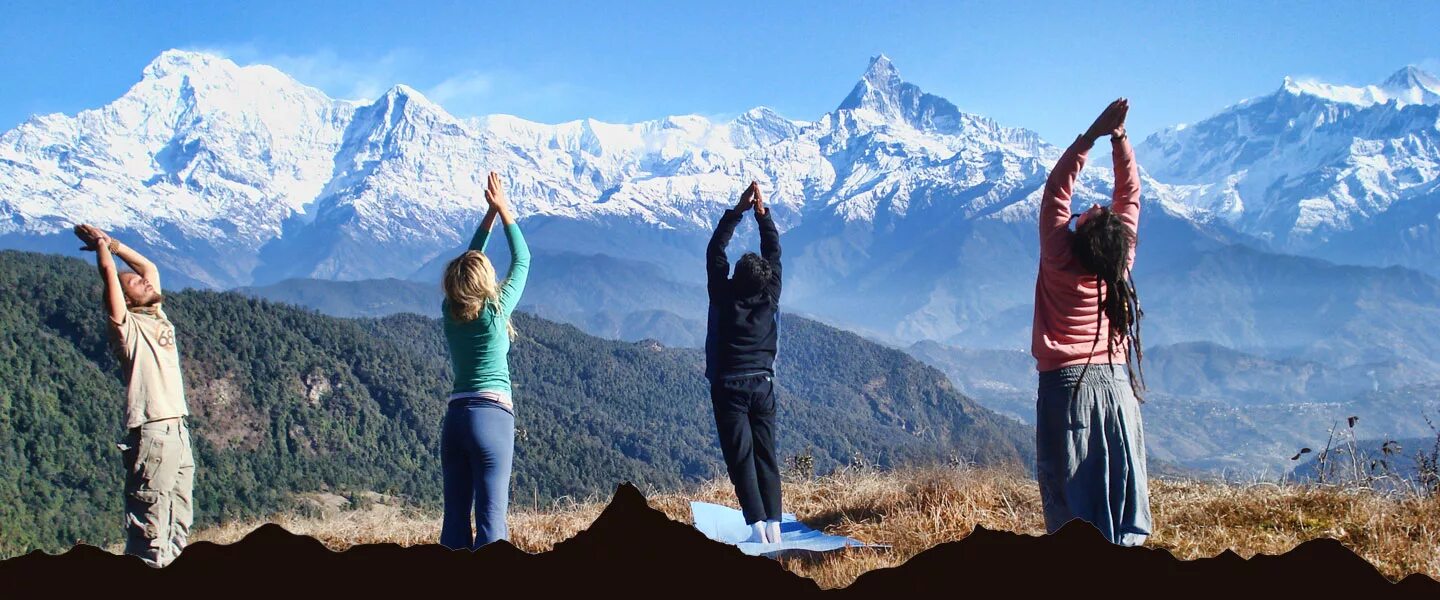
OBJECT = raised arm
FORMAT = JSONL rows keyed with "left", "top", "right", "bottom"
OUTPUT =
{"left": 753, "top": 183, "right": 780, "bottom": 265}
{"left": 75, "top": 226, "right": 128, "bottom": 327}
{"left": 110, "top": 241, "right": 161, "bottom": 295}
{"left": 497, "top": 223, "right": 529, "bottom": 315}
{"left": 482, "top": 172, "right": 530, "bottom": 314}
{"left": 1040, "top": 99, "right": 1127, "bottom": 267}
{"left": 707, "top": 212, "right": 743, "bottom": 295}
{"left": 1109, "top": 108, "right": 1140, "bottom": 242}
{"left": 467, "top": 205, "right": 500, "bottom": 252}
{"left": 1039, "top": 137, "right": 1091, "bottom": 266}
{"left": 752, "top": 183, "right": 782, "bottom": 297}
{"left": 707, "top": 183, "right": 755, "bottom": 295}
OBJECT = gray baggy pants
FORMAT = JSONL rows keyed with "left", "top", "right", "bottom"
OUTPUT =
{"left": 119, "top": 418, "right": 195, "bottom": 567}
{"left": 1035, "top": 364, "right": 1152, "bottom": 546}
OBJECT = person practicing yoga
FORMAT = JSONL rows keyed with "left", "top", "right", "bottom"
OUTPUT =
{"left": 1032, "top": 98, "right": 1152, "bottom": 546}
{"left": 439, "top": 171, "right": 531, "bottom": 550}
{"left": 705, "top": 181, "right": 784, "bottom": 544}
{"left": 73, "top": 224, "right": 195, "bottom": 567}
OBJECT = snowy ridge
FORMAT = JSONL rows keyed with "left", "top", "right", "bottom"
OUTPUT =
{"left": 1281, "top": 65, "right": 1440, "bottom": 108}
{"left": 0, "top": 50, "right": 356, "bottom": 251}
{"left": 0, "top": 51, "right": 1078, "bottom": 286}
{"left": 1138, "top": 66, "right": 1440, "bottom": 249}
{"left": 1, "top": 50, "right": 1438, "bottom": 293}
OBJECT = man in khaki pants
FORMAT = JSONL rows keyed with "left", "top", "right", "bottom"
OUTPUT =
{"left": 75, "top": 224, "right": 194, "bottom": 567}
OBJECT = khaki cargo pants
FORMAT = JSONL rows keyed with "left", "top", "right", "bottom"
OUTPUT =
{"left": 118, "top": 418, "right": 195, "bottom": 567}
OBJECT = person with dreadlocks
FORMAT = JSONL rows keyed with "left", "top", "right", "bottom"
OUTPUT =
{"left": 1032, "top": 98, "right": 1152, "bottom": 546}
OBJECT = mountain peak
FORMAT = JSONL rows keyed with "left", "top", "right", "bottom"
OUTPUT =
{"left": 838, "top": 54, "right": 907, "bottom": 115}
{"left": 377, "top": 83, "right": 444, "bottom": 113}
{"left": 740, "top": 106, "right": 777, "bottom": 119}
{"left": 862, "top": 54, "right": 900, "bottom": 85}
{"left": 384, "top": 83, "right": 426, "bottom": 99}
{"left": 728, "top": 106, "right": 802, "bottom": 145}
{"left": 735, "top": 105, "right": 797, "bottom": 127}
{"left": 1382, "top": 65, "right": 1440, "bottom": 94}
{"left": 831, "top": 55, "right": 1042, "bottom": 146}
{"left": 142, "top": 49, "right": 235, "bottom": 80}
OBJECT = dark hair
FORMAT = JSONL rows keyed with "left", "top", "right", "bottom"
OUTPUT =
{"left": 1071, "top": 207, "right": 1146, "bottom": 401}
{"left": 733, "top": 252, "right": 773, "bottom": 297}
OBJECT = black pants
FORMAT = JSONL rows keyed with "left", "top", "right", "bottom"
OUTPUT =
{"left": 711, "top": 372, "right": 781, "bottom": 524}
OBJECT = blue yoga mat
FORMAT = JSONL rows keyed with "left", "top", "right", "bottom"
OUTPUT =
{"left": 689, "top": 501, "right": 883, "bottom": 557}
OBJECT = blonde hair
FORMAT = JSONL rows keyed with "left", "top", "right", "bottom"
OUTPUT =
{"left": 443, "top": 250, "right": 515, "bottom": 338}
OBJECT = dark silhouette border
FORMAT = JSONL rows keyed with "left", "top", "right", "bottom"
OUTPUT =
{"left": 2, "top": 483, "right": 1435, "bottom": 598}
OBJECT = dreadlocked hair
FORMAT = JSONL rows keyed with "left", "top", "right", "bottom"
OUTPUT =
{"left": 1070, "top": 207, "right": 1146, "bottom": 402}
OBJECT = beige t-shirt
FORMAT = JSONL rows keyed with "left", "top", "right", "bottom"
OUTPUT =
{"left": 112, "top": 306, "right": 189, "bottom": 429}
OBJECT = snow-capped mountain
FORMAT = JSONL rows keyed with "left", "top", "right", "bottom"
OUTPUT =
{"left": 0, "top": 51, "right": 1114, "bottom": 286}
{"left": 0, "top": 51, "right": 359, "bottom": 284}
{"left": 3, "top": 50, "right": 1439, "bottom": 350}
{"left": 0, "top": 50, "right": 809, "bottom": 285}
{"left": 1137, "top": 66, "right": 1440, "bottom": 270}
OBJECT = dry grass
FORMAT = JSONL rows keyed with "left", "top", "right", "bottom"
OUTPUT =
{"left": 192, "top": 467, "right": 1440, "bottom": 589}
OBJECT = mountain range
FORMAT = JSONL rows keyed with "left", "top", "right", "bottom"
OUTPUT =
{"left": 1138, "top": 66, "right": 1440, "bottom": 269}
{"left": 4, "top": 51, "right": 1438, "bottom": 344}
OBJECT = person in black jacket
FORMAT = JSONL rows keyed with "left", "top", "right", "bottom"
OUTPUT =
{"left": 705, "top": 180, "right": 783, "bottom": 544}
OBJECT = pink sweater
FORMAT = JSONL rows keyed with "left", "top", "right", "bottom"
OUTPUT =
{"left": 1031, "top": 135, "right": 1141, "bottom": 372}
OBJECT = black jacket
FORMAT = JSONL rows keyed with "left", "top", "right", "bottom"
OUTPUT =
{"left": 704, "top": 208, "right": 782, "bottom": 381}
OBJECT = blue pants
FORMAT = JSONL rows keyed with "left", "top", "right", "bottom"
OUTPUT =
{"left": 440, "top": 399, "right": 515, "bottom": 550}
{"left": 1035, "top": 364, "right": 1152, "bottom": 546}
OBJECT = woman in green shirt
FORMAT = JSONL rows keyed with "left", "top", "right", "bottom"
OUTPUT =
{"left": 439, "top": 171, "right": 530, "bottom": 549}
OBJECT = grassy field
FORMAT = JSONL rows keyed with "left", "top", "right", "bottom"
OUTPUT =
{"left": 191, "top": 467, "right": 1440, "bottom": 588}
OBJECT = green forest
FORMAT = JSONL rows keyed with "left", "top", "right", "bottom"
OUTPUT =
{"left": 0, "top": 250, "right": 1031, "bottom": 556}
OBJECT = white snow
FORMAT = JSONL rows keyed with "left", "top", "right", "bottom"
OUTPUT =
{"left": 2, "top": 51, "right": 1437, "bottom": 285}
{"left": 1281, "top": 66, "right": 1440, "bottom": 108}
{"left": 1137, "top": 66, "right": 1440, "bottom": 248}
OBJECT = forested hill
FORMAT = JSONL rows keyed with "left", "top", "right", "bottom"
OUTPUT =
{"left": 0, "top": 250, "right": 1031, "bottom": 556}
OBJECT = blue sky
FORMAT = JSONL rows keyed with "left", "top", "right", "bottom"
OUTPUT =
{"left": 1, "top": 1, "right": 1436, "bottom": 143}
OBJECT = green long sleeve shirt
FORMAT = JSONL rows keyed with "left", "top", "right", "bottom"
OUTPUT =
{"left": 443, "top": 221, "right": 531, "bottom": 396}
